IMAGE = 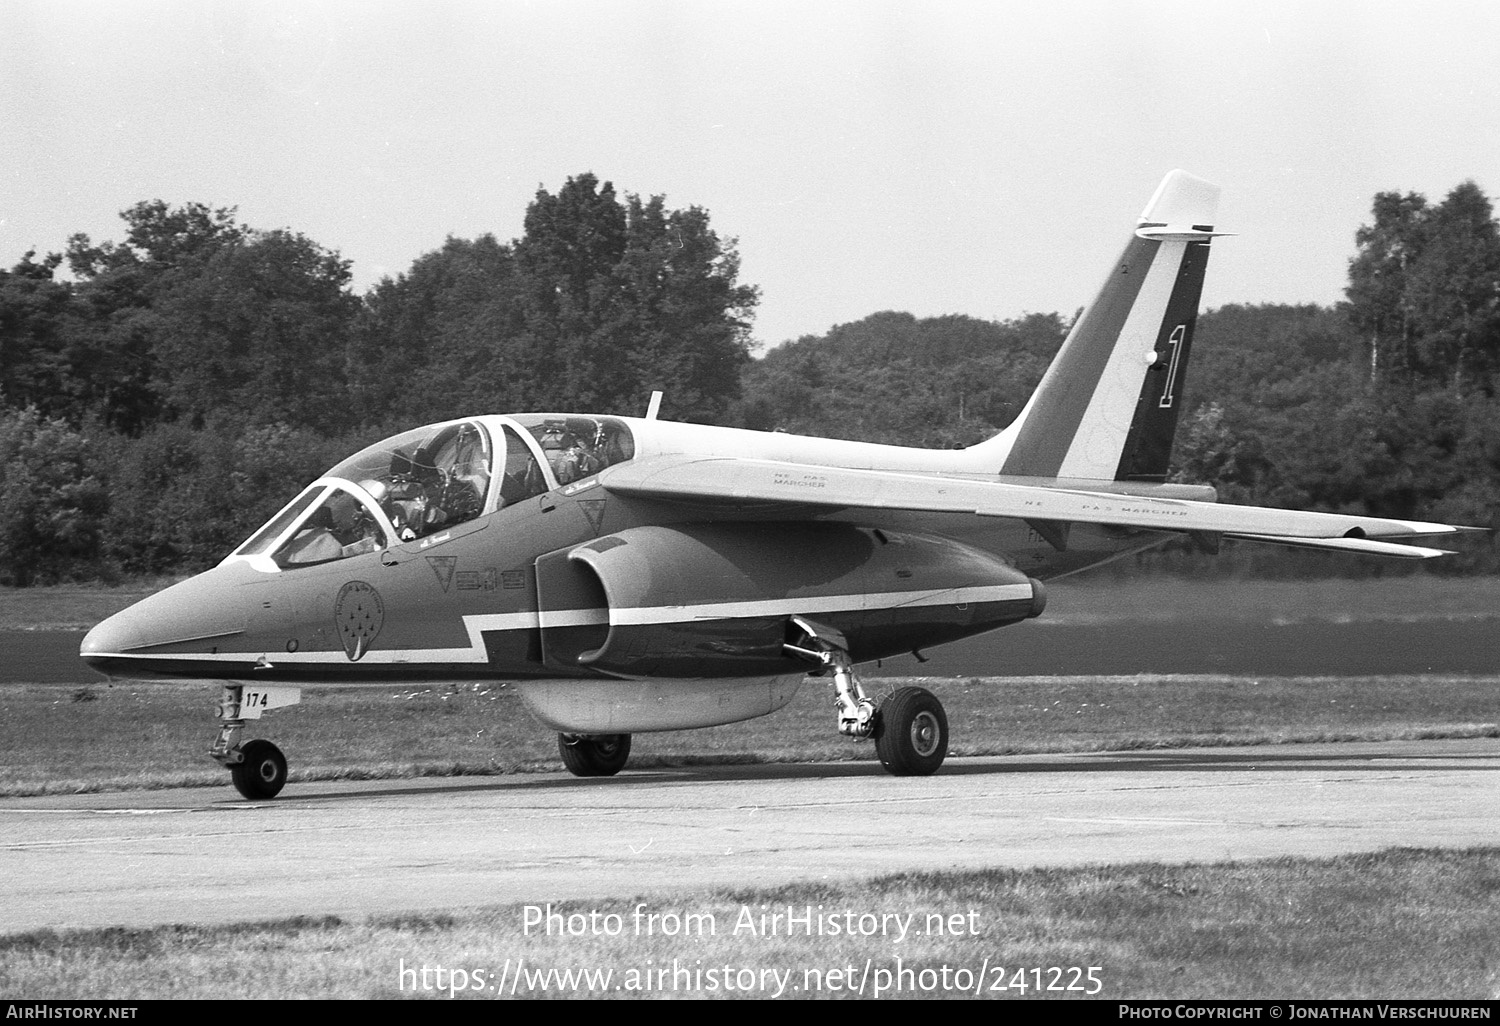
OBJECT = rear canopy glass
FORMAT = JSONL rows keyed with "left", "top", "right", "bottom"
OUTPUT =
{"left": 511, "top": 414, "right": 635, "bottom": 486}
{"left": 326, "top": 420, "right": 492, "bottom": 541}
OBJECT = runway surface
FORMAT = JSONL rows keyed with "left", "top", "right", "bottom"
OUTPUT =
{"left": 2, "top": 738, "right": 1496, "bottom": 934}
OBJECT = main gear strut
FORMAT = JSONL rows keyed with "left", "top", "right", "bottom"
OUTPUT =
{"left": 783, "top": 615, "right": 877, "bottom": 738}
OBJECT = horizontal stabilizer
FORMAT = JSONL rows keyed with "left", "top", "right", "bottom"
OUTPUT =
{"left": 1225, "top": 534, "right": 1455, "bottom": 559}
{"left": 1135, "top": 225, "right": 1235, "bottom": 242}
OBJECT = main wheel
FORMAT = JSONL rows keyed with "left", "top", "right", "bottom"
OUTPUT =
{"left": 557, "top": 733, "right": 632, "bottom": 777}
{"left": 230, "top": 739, "right": 288, "bottom": 799}
{"left": 875, "top": 687, "right": 948, "bottom": 776}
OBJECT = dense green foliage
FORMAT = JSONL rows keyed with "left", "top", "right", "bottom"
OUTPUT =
{"left": 0, "top": 176, "right": 1495, "bottom": 583}
{"left": 735, "top": 310, "right": 1066, "bottom": 447}
{"left": 347, "top": 176, "right": 756, "bottom": 427}
{"left": 0, "top": 408, "right": 107, "bottom": 585}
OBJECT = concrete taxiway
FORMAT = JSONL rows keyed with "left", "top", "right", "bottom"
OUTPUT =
{"left": 2, "top": 739, "right": 1496, "bottom": 934}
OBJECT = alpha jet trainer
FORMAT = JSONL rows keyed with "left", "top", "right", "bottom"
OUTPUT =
{"left": 81, "top": 171, "right": 1469, "bottom": 798}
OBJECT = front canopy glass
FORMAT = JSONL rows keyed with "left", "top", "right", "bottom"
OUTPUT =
{"left": 274, "top": 487, "right": 387, "bottom": 566}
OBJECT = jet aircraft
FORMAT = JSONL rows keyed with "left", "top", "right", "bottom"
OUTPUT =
{"left": 81, "top": 171, "right": 1469, "bottom": 798}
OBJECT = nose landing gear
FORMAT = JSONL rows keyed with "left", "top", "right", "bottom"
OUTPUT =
{"left": 211, "top": 684, "right": 301, "bottom": 799}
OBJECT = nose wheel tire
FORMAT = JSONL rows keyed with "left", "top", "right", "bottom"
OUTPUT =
{"left": 558, "top": 733, "right": 632, "bottom": 777}
{"left": 875, "top": 687, "right": 948, "bottom": 776}
{"left": 229, "top": 739, "right": 288, "bottom": 799}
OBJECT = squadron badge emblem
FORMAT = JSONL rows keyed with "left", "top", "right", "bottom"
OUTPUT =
{"left": 335, "top": 581, "right": 384, "bottom": 661}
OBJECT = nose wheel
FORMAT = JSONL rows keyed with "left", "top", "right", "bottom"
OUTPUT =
{"left": 229, "top": 739, "right": 288, "bottom": 799}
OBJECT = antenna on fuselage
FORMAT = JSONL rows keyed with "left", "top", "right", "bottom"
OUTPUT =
{"left": 645, "top": 391, "right": 663, "bottom": 420}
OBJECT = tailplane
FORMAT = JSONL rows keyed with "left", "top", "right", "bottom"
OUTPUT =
{"left": 972, "top": 170, "right": 1224, "bottom": 482}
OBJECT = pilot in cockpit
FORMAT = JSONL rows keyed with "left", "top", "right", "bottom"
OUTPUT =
{"left": 361, "top": 465, "right": 482, "bottom": 542}
{"left": 361, "top": 477, "right": 420, "bottom": 542}
{"left": 276, "top": 490, "right": 384, "bottom": 565}
{"left": 538, "top": 420, "right": 602, "bottom": 485}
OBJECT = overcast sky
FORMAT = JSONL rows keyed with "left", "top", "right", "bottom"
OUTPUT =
{"left": 4, "top": 0, "right": 1499, "bottom": 350}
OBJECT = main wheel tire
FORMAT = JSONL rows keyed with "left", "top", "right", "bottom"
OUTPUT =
{"left": 558, "top": 733, "right": 632, "bottom": 777}
{"left": 230, "top": 739, "right": 288, "bottom": 799}
{"left": 874, "top": 687, "right": 948, "bottom": 776}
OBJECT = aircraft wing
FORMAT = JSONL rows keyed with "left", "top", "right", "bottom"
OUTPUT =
{"left": 597, "top": 456, "right": 1467, "bottom": 558}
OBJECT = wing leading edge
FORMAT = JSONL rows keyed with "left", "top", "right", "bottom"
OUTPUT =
{"left": 598, "top": 455, "right": 1468, "bottom": 559}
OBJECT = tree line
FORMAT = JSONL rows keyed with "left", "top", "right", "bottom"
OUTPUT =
{"left": 1, "top": 176, "right": 1496, "bottom": 584}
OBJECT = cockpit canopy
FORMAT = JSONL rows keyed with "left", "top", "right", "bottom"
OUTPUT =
{"left": 229, "top": 415, "right": 636, "bottom": 571}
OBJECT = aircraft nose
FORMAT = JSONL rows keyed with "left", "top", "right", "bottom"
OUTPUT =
{"left": 80, "top": 609, "right": 146, "bottom": 668}
{"left": 79, "top": 564, "right": 259, "bottom": 676}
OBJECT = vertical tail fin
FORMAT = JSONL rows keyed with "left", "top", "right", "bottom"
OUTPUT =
{"left": 974, "top": 170, "right": 1222, "bottom": 482}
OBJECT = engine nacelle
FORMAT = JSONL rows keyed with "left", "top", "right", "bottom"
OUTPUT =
{"left": 535, "top": 522, "right": 1044, "bottom": 677}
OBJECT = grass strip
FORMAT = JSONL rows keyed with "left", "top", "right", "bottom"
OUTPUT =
{"left": 2, "top": 848, "right": 1496, "bottom": 999}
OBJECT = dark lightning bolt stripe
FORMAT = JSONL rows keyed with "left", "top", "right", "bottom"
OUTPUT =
{"left": 1113, "top": 236, "right": 1212, "bottom": 482}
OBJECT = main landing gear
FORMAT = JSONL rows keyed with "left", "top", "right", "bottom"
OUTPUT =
{"left": 785, "top": 616, "right": 949, "bottom": 776}
{"left": 873, "top": 684, "right": 948, "bottom": 776}
{"left": 211, "top": 684, "right": 301, "bottom": 799}
{"left": 558, "top": 733, "right": 632, "bottom": 777}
